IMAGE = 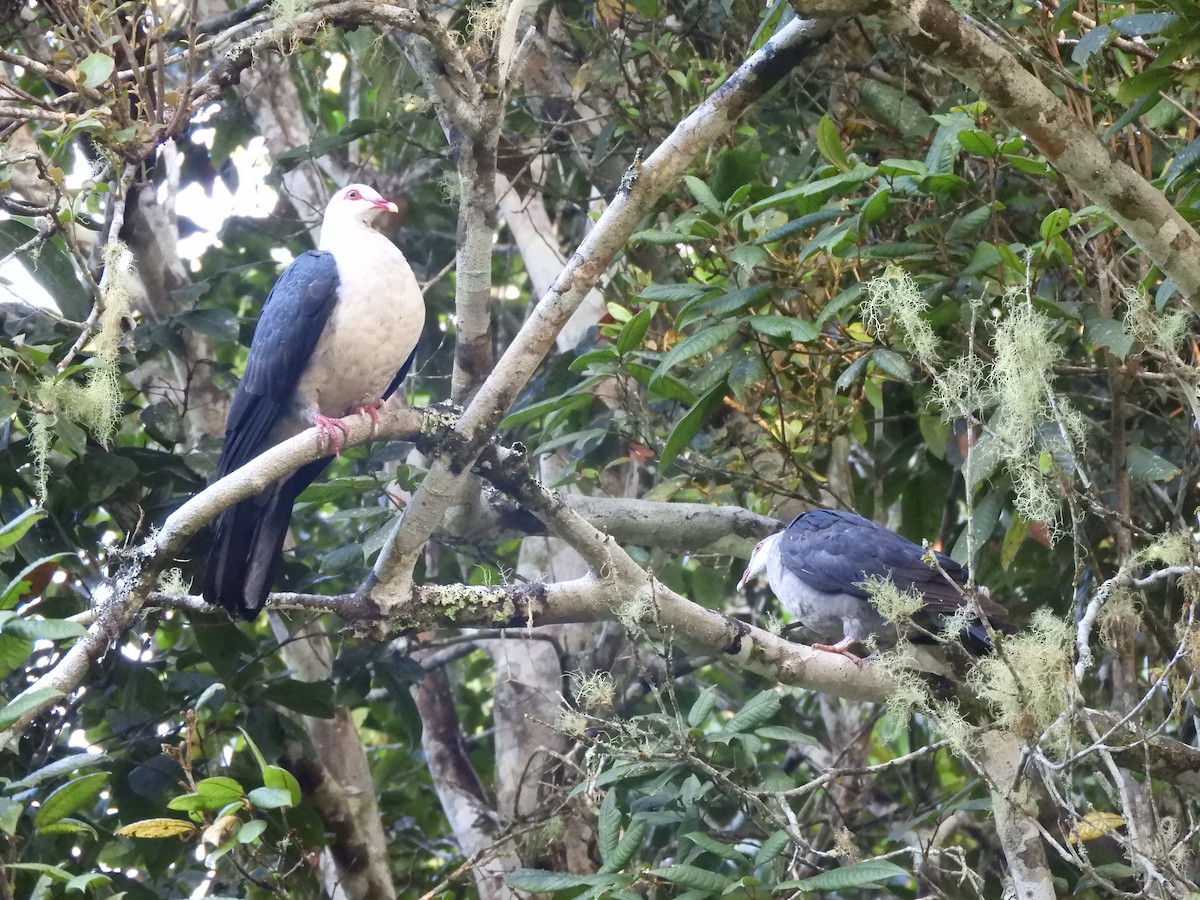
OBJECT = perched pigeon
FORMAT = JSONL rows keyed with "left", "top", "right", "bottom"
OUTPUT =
{"left": 203, "top": 184, "right": 426, "bottom": 620}
{"left": 738, "top": 509, "right": 1010, "bottom": 667}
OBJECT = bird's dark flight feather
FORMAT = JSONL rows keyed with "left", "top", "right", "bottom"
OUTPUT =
{"left": 776, "top": 509, "right": 1010, "bottom": 651}
{"left": 203, "top": 252, "right": 340, "bottom": 619}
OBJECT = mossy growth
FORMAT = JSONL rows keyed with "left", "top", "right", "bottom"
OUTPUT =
{"left": 861, "top": 266, "right": 940, "bottom": 367}
{"left": 1124, "top": 285, "right": 1189, "bottom": 356}
{"left": 967, "top": 607, "right": 1073, "bottom": 738}
{"left": 572, "top": 670, "right": 615, "bottom": 712}
{"left": 860, "top": 575, "right": 925, "bottom": 624}
{"left": 31, "top": 244, "right": 132, "bottom": 501}
{"left": 467, "top": 0, "right": 508, "bottom": 41}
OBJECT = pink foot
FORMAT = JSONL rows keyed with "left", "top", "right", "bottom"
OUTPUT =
{"left": 812, "top": 640, "right": 864, "bottom": 663}
{"left": 313, "top": 414, "right": 352, "bottom": 456}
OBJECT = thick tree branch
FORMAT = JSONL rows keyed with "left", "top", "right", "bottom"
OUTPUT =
{"left": 367, "top": 16, "right": 830, "bottom": 603}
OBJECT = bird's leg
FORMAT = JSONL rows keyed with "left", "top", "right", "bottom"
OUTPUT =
{"left": 313, "top": 414, "right": 353, "bottom": 456}
{"left": 811, "top": 637, "right": 864, "bottom": 663}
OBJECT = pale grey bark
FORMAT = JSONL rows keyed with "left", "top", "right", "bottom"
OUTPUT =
{"left": 975, "top": 731, "right": 1055, "bottom": 900}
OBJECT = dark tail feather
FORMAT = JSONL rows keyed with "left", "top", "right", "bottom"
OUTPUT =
{"left": 203, "top": 458, "right": 332, "bottom": 620}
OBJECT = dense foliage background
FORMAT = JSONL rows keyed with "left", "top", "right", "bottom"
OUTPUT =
{"left": 2, "top": 0, "right": 1200, "bottom": 897}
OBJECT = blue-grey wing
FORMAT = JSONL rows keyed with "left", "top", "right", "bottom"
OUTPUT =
{"left": 216, "top": 251, "right": 339, "bottom": 478}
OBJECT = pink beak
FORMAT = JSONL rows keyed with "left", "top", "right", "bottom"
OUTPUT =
{"left": 736, "top": 567, "right": 752, "bottom": 592}
{"left": 372, "top": 197, "right": 399, "bottom": 214}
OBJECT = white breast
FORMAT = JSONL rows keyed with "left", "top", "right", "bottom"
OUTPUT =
{"left": 291, "top": 229, "right": 426, "bottom": 423}
{"left": 767, "top": 554, "right": 893, "bottom": 646}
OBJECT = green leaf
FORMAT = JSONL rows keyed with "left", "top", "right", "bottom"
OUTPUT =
{"left": 707, "top": 689, "right": 780, "bottom": 742}
{"left": 728, "top": 352, "right": 768, "bottom": 402}
{"left": 507, "top": 869, "right": 616, "bottom": 892}
{"left": 0, "top": 688, "right": 65, "bottom": 730}
{"left": 617, "top": 307, "right": 653, "bottom": 356}
{"left": 945, "top": 206, "right": 992, "bottom": 244}
{"left": 0, "top": 507, "right": 45, "bottom": 551}
{"left": 3, "top": 862, "right": 72, "bottom": 882}
{"left": 238, "top": 819, "right": 268, "bottom": 843}
{"left": 753, "top": 725, "right": 820, "bottom": 746}
{"left": 631, "top": 230, "right": 698, "bottom": 245}
{"left": 1072, "top": 24, "right": 1113, "bottom": 65}
{"left": 660, "top": 381, "right": 727, "bottom": 470}
{"left": 1115, "top": 68, "right": 1172, "bottom": 106}
{"left": 1166, "top": 137, "right": 1200, "bottom": 188}
{"left": 6, "top": 753, "right": 110, "bottom": 793}
{"left": 1126, "top": 446, "right": 1180, "bottom": 483}
{"left": 38, "top": 817, "right": 98, "bottom": 839}
{"left": 957, "top": 130, "right": 998, "bottom": 157}
{"left": 1, "top": 554, "right": 70, "bottom": 612}
{"left": 1111, "top": 12, "right": 1176, "bottom": 36}
{"left": 263, "top": 766, "right": 302, "bottom": 807}
{"left": 683, "top": 831, "right": 746, "bottom": 861}
{"left": 259, "top": 677, "right": 336, "bottom": 718}
{"left": 782, "top": 859, "right": 910, "bottom": 891}
{"left": 647, "top": 863, "right": 734, "bottom": 892}
{"left": 638, "top": 284, "right": 711, "bottom": 303}
{"left": 816, "top": 114, "right": 852, "bottom": 173}
{"left": 1001, "top": 514, "right": 1032, "bottom": 569}
{"left": 962, "top": 242, "right": 1004, "bottom": 277}
{"left": 747, "top": 315, "right": 818, "bottom": 342}
{"left": 684, "top": 176, "right": 722, "bottom": 218}
{"left": 169, "top": 776, "right": 245, "bottom": 812}
{"left": 1082, "top": 316, "right": 1133, "bottom": 360}
{"left": 870, "top": 349, "right": 912, "bottom": 382}
{"left": 876, "top": 158, "right": 926, "bottom": 179}
{"left": 746, "top": 164, "right": 875, "bottom": 213}
{"left": 1005, "top": 154, "right": 1053, "bottom": 177}
{"left": 77, "top": 53, "right": 115, "bottom": 88}
{"left": 247, "top": 787, "right": 293, "bottom": 810}
{"left": 687, "top": 688, "right": 716, "bottom": 727}
{"left": 1039, "top": 209, "right": 1071, "bottom": 241}
{"left": 65, "top": 872, "right": 111, "bottom": 893}
{"left": 34, "top": 772, "right": 107, "bottom": 829}
{"left": 2, "top": 617, "right": 87, "bottom": 642}
{"left": 754, "top": 207, "right": 848, "bottom": 245}
{"left": 653, "top": 320, "right": 739, "bottom": 383}
{"left": 0, "top": 797, "right": 23, "bottom": 835}
{"left": 597, "top": 815, "right": 646, "bottom": 874}
{"left": 711, "top": 136, "right": 761, "bottom": 201}
{"left": 835, "top": 354, "right": 871, "bottom": 392}
{"left": 500, "top": 392, "right": 594, "bottom": 429}
{"left": 598, "top": 791, "right": 621, "bottom": 863}
{"left": 728, "top": 244, "right": 768, "bottom": 271}
{"left": 859, "top": 187, "right": 890, "bottom": 225}
{"left": 753, "top": 830, "right": 791, "bottom": 867}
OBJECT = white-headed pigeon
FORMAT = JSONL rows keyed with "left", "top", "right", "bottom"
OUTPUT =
{"left": 738, "top": 509, "right": 1010, "bottom": 665}
{"left": 203, "top": 184, "right": 426, "bottom": 620}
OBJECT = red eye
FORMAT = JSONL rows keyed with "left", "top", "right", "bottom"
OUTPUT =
{"left": 345, "top": 189, "right": 360, "bottom": 200}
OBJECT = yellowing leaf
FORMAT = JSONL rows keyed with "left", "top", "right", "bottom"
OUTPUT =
{"left": 116, "top": 818, "right": 198, "bottom": 840}
{"left": 1069, "top": 812, "right": 1124, "bottom": 844}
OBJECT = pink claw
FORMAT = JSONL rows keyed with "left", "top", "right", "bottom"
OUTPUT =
{"left": 313, "top": 414, "right": 353, "bottom": 456}
{"left": 353, "top": 399, "right": 384, "bottom": 430}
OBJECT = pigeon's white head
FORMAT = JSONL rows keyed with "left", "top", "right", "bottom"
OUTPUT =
{"left": 737, "top": 531, "right": 780, "bottom": 591}
{"left": 321, "top": 184, "right": 399, "bottom": 235}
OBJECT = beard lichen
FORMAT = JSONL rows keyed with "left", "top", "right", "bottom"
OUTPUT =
{"left": 860, "top": 575, "right": 925, "bottom": 624}
{"left": 967, "top": 607, "right": 1072, "bottom": 739}
{"left": 31, "top": 245, "right": 133, "bottom": 501}
{"left": 861, "top": 266, "right": 941, "bottom": 367}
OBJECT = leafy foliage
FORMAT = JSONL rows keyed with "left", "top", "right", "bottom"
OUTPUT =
{"left": 2, "top": 0, "right": 1200, "bottom": 897}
